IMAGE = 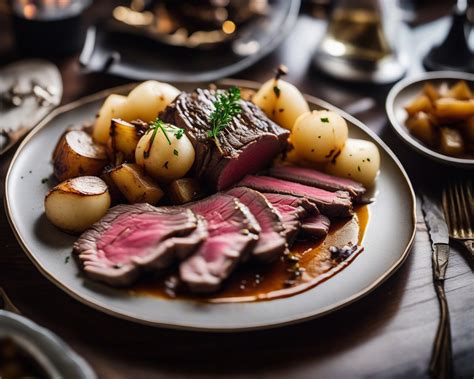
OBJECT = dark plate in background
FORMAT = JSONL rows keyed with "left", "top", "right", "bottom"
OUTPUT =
{"left": 79, "top": 0, "right": 300, "bottom": 82}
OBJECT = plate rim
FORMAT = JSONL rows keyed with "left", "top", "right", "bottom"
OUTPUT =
{"left": 386, "top": 70, "right": 474, "bottom": 168}
{"left": 4, "top": 79, "right": 417, "bottom": 332}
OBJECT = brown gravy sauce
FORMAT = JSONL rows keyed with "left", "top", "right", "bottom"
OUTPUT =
{"left": 132, "top": 205, "right": 369, "bottom": 303}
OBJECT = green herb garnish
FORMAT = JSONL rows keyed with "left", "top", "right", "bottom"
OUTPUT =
{"left": 273, "top": 86, "right": 281, "bottom": 98}
{"left": 64, "top": 256, "right": 70, "bottom": 264}
{"left": 321, "top": 117, "right": 329, "bottom": 123}
{"left": 41, "top": 177, "right": 49, "bottom": 184}
{"left": 144, "top": 118, "right": 181, "bottom": 158}
{"left": 208, "top": 86, "right": 241, "bottom": 153}
{"left": 173, "top": 149, "right": 179, "bottom": 156}
{"left": 175, "top": 128, "right": 184, "bottom": 139}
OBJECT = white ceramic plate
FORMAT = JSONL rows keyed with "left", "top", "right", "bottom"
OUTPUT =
{"left": 5, "top": 80, "right": 416, "bottom": 331}
{"left": 386, "top": 71, "right": 474, "bottom": 168}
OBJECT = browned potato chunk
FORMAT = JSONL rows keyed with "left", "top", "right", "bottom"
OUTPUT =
{"left": 405, "top": 95, "right": 433, "bottom": 116}
{"left": 406, "top": 112, "right": 438, "bottom": 146}
{"left": 423, "top": 83, "right": 440, "bottom": 102}
{"left": 53, "top": 130, "right": 108, "bottom": 182}
{"left": 101, "top": 168, "right": 125, "bottom": 204}
{"left": 44, "top": 176, "right": 111, "bottom": 233}
{"left": 168, "top": 178, "right": 203, "bottom": 204}
{"left": 434, "top": 98, "right": 474, "bottom": 119}
{"left": 440, "top": 128, "right": 464, "bottom": 156}
{"left": 110, "top": 163, "right": 164, "bottom": 205}
{"left": 110, "top": 119, "right": 143, "bottom": 161}
{"left": 447, "top": 80, "right": 472, "bottom": 100}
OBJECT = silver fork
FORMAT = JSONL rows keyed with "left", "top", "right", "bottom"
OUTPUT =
{"left": 442, "top": 179, "right": 474, "bottom": 259}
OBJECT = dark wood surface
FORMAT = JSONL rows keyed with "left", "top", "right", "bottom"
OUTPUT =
{"left": 1, "top": 4, "right": 473, "bottom": 379}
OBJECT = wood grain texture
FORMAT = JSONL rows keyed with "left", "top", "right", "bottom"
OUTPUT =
{"left": 0, "top": 6, "right": 473, "bottom": 379}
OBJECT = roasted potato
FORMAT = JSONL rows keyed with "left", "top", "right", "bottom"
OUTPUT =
{"left": 168, "top": 178, "right": 203, "bottom": 204}
{"left": 93, "top": 81, "right": 180, "bottom": 144}
{"left": 423, "top": 83, "right": 440, "bottom": 102}
{"left": 440, "top": 128, "right": 464, "bottom": 156}
{"left": 53, "top": 130, "right": 108, "bottom": 182}
{"left": 44, "top": 176, "right": 111, "bottom": 233}
{"left": 292, "top": 110, "right": 348, "bottom": 163}
{"left": 110, "top": 163, "right": 164, "bottom": 205}
{"left": 446, "top": 80, "right": 472, "bottom": 100}
{"left": 325, "top": 139, "right": 380, "bottom": 187}
{"left": 434, "top": 98, "right": 474, "bottom": 119}
{"left": 135, "top": 123, "right": 195, "bottom": 182}
{"left": 126, "top": 81, "right": 180, "bottom": 122}
{"left": 406, "top": 112, "right": 438, "bottom": 146}
{"left": 253, "top": 78, "right": 310, "bottom": 130}
{"left": 405, "top": 95, "right": 433, "bottom": 117}
{"left": 93, "top": 94, "right": 128, "bottom": 144}
{"left": 110, "top": 118, "right": 143, "bottom": 161}
{"left": 405, "top": 81, "right": 474, "bottom": 157}
{"left": 101, "top": 168, "right": 125, "bottom": 204}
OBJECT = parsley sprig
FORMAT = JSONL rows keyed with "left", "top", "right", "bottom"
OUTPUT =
{"left": 208, "top": 87, "right": 241, "bottom": 153}
{"left": 144, "top": 118, "right": 185, "bottom": 158}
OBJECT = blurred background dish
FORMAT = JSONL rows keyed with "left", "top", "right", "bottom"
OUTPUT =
{"left": 0, "top": 309, "right": 96, "bottom": 379}
{"left": 386, "top": 71, "right": 474, "bottom": 167}
{"left": 79, "top": 0, "right": 300, "bottom": 82}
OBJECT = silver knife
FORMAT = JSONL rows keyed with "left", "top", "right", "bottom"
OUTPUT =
{"left": 421, "top": 193, "right": 453, "bottom": 378}
{"left": 422, "top": 194, "right": 450, "bottom": 280}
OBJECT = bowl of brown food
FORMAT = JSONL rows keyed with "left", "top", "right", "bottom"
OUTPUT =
{"left": 386, "top": 71, "right": 474, "bottom": 167}
{"left": 0, "top": 310, "right": 95, "bottom": 379}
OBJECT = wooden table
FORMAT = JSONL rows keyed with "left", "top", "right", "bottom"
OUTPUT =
{"left": 1, "top": 5, "right": 473, "bottom": 378}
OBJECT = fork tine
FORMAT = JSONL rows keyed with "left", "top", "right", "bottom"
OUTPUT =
{"left": 447, "top": 182, "right": 461, "bottom": 238}
{"left": 459, "top": 180, "right": 473, "bottom": 238}
{"left": 442, "top": 189, "right": 453, "bottom": 236}
{"left": 456, "top": 181, "right": 469, "bottom": 238}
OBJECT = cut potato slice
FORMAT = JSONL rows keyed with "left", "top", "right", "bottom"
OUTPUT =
{"left": 44, "top": 176, "right": 111, "bottom": 233}
{"left": 434, "top": 98, "right": 474, "bottom": 119}
{"left": 406, "top": 112, "right": 438, "bottom": 146}
{"left": 168, "top": 178, "right": 203, "bottom": 204}
{"left": 110, "top": 163, "right": 164, "bottom": 205}
{"left": 53, "top": 130, "right": 108, "bottom": 182}
{"left": 405, "top": 95, "right": 433, "bottom": 117}
{"left": 423, "top": 83, "right": 440, "bottom": 102}
{"left": 440, "top": 128, "right": 464, "bottom": 156}
{"left": 446, "top": 80, "right": 472, "bottom": 100}
{"left": 110, "top": 118, "right": 143, "bottom": 161}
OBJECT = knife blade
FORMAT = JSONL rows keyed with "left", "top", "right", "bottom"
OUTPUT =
{"left": 421, "top": 194, "right": 450, "bottom": 281}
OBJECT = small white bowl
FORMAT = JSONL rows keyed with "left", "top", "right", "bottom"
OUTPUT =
{"left": 386, "top": 71, "right": 474, "bottom": 168}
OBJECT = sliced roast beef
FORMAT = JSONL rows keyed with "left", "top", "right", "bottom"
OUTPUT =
{"left": 160, "top": 88, "right": 289, "bottom": 190}
{"left": 180, "top": 193, "right": 260, "bottom": 292}
{"left": 268, "top": 165, "right": 366, "bottom": 199}
{"left": 227, "top": 187, "right": 286, "bottom": 262}
{"left": 74, "top": 204, "right": 207, "bottom": 286}
{"left": 263, "top": 193, "right": 317, "bottom": 244}
{"left": 239, "top": 175, "right": 353, "bottom": 218}
{"left": 301, "top": 214, "right": 331, "bottom": 238}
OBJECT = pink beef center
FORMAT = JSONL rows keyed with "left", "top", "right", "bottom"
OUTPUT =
{"left": 217, "top": 137, "right": 281, "bottom": 190}
{"left": 96, "top": 213, "right": 183, "bottom": 264}
{"left": 241, "top": 176, "right": 338, "bottom": 202}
